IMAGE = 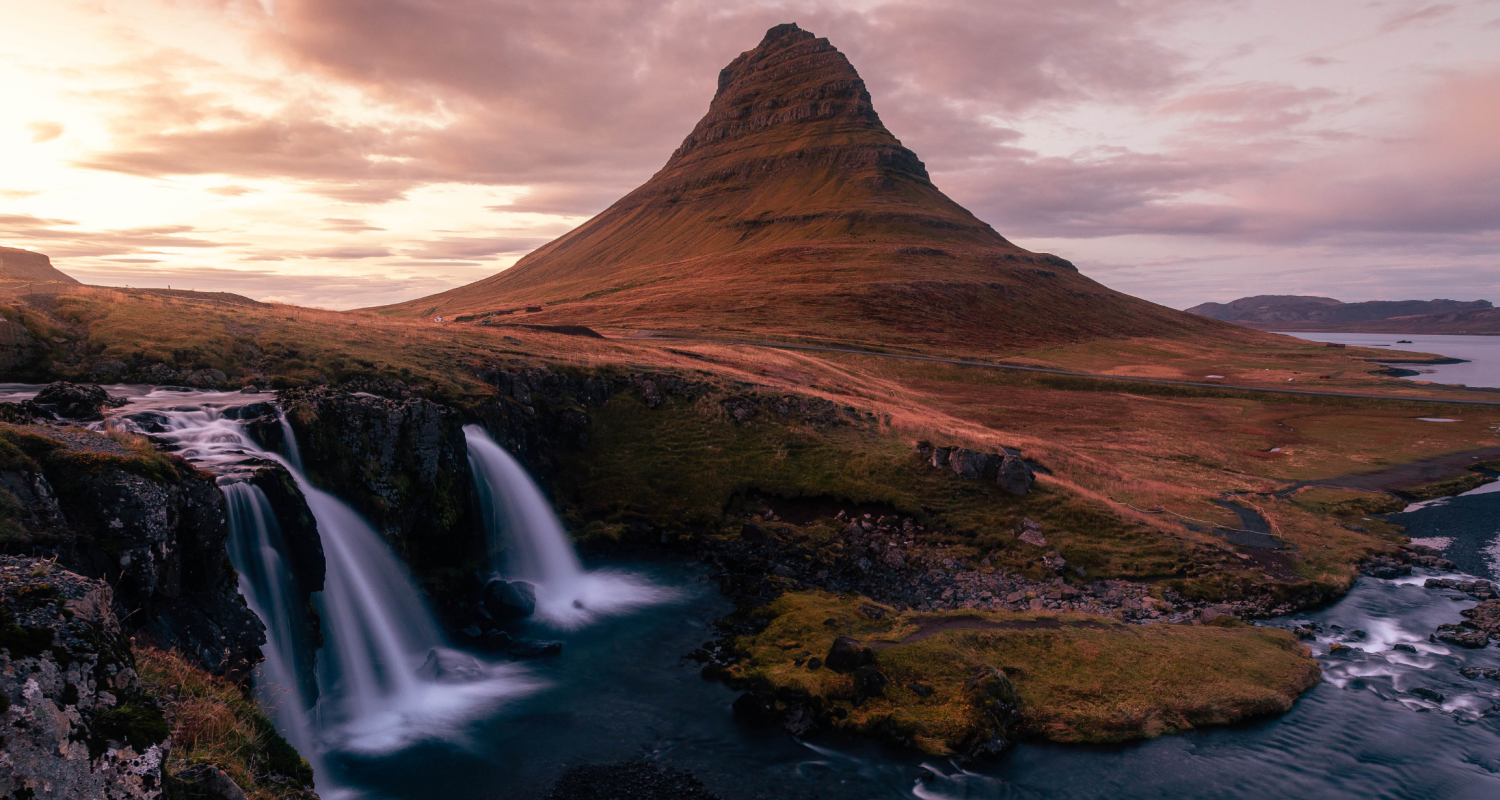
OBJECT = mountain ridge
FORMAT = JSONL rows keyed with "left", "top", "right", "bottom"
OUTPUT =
{"left": 1188, "top": 295, "right": 1498, "bottom": 335}
{"left": 372, "top": 23, "right": 1247, "bottom": 356}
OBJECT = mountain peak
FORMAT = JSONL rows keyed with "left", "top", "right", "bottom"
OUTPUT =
{"left": 377, "top": 25, "right": 1227, "bottom": 356}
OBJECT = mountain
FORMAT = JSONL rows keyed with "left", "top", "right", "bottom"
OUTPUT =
{"left": 0, "top": 246, "right": 80, "bottom": 285}
{"left": 1187, "top": 295, "right": 1498, "bottom": 334}
{"left": 374, "top": 23, "right": 1238, "bottom": 355}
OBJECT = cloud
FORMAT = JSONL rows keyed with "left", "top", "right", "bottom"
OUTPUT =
{"left": 403, "top": 236, "right": 550, "bottom": 259}
{"left": 57, "top": 263, "right": 481, "bottom": 308}
{"left": 26, "top": 121, "right": 64, "bottom": 143}
{"left": 1378, "top": 4, "right": 1456, "bottom": 34}
{"left": 321, "top": 217, "right": 385, "bottom": 232}
{"left": 0, "top": 212, "right": 237, "bottom": 257}
{"left": 303, "top": 246, "right": 393, "bottom": 259}
{"left": 206, "top": 185, "right": 256, "bottom": 196}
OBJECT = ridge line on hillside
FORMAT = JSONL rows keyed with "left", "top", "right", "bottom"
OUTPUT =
{"left": 647, "top": 336, "right": 1500, "bottom": 407}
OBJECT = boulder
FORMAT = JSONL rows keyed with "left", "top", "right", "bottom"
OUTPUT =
{"left": 480, "top": 578, "right": 537, "bottom": 622}
{"left": 825, "top": 635, "right": 874, "bottom": 672}
{"left": 33, "top": 381, "right": 124, "bottom": 420}
{"left": 508, "top": 638, "right": 563, "bottom": 658}
{"left": 948, "top": 448, "right": 998, "bottom": 480}
{"left": 171, "top": 763, "right": 251, "bottom": 800}
{"left": 731, "top": 690, "right": 775, "bottom": 725}
{"left": 418, "top": 648, "right": 488, "bottom": 683}
{"left": 997, "top": 455, "right": 1034, "bottom": 496}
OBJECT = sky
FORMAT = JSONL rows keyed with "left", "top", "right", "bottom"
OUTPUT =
{"left": 1, "top": 0, "right": 1497, "bottom": 310}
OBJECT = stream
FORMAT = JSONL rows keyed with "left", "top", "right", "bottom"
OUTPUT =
{"left": 8, "top": 383, "right": 1500, "bottom": 798}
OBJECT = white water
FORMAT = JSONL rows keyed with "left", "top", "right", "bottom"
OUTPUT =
{"left": 104, "top": 390, "right": 537, "bottom": 791}
{"left": 463, "top": 425, "right": 673, "bottom": 628}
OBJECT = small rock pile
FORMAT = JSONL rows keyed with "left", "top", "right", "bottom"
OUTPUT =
{"left": 1433, "top": 600, "right": 1500, "bottom": 649}
{"left": 914, "top": 441, "right": 1035, "bottom": 495}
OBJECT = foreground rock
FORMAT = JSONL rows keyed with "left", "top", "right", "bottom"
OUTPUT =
{"left": 0, "top": 421, "right": 265, "bottom": 677}
{"left": 1, "top": 556, "right": 169, "bottom": 799}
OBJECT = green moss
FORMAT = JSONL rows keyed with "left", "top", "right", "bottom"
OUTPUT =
{"left": 730, "top": 592, "right": 1321, "bottom": 751}
{"left": 91, "top": 704, "right": 170, "bottom": 757}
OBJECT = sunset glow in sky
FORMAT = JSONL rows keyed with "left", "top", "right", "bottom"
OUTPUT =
{"left": 2, "top": 0, "right": 1497, "bottom": 309}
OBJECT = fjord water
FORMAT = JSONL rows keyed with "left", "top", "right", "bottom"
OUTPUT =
{"left": 1274, "top": 332, "right": 1500, "bottom": 388}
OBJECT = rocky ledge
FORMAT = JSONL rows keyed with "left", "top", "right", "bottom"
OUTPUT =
{"left": 1, "top": 555, "right": 169, "bottom": 799}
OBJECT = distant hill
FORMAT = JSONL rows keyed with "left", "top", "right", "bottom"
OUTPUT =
{"left": 372, "top": 23, "right": 1246, "bottom": 356}
{"left": 0, "top": 246, "right": 80, "bottom": 285}
{"left": 1187, "top": 295, "right": 1498, "bottom": 334}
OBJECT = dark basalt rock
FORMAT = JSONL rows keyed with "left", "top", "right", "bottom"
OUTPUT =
{"left": 32, "top": 381, "right": 126, "bottom": 420}
{"left": 731, "top": 689, "right": 776, "bottom": 725}
{"left": 825, "top": 635, "right": 874, "bottom": 672}
{"left": 0, "top": 426, "right": 266, "bottom": 678}
{"left": 480, "top": 578, "right": 537, "bottom": 622}
{"left": 507, "top": 638, "right": 563, "bottom": 658}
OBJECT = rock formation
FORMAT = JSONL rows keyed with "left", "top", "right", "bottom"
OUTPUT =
{"left": 1, "top": 556, "right": 169, "bottom": 799}
{"left": 0, "top": 246, "right": 80, "bottom": 285}
{"left": 374, "top": 23, "right": 1237, "bottom": 356}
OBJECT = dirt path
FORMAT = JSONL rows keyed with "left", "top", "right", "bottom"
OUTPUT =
{"left": 648, "top": 336, "right": 1500, "bottom": 407}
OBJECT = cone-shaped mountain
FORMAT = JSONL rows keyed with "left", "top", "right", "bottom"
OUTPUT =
{"left": 377, "top": 23, "right": 1231, "bottom": 354}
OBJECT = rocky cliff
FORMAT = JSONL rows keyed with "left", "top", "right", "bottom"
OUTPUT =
{"left": 0, "top": 246, "right": 80, "bottom": 285}
{"left": 0, "top": 416, "right": 265, "bottom": 679}
{"left": 1, "top": 556, "right": 169, "bottom": 799}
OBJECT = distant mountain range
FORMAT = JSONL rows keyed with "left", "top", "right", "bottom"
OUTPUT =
{"left": 1186, "top": 295, "right": 1499, "bottom": 335}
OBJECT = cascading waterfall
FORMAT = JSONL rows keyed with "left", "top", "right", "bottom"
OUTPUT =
{"left": 106, "top": 389, "right": 536, "bottom": 789}
{"left": 464, "top": 424, "right": 672, "bottom": 628}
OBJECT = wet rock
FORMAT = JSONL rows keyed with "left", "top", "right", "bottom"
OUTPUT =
{"left": 731, "top": 690, "right": 776, "bottom": 725}
{"left": 507, "top": 638, "right": 563, "bottom": 658}
{"left": 1392, "top": 643, "right": 1418, "bottom": 653}
{"left": 997, "top": 455, "right": 1034, "bottom": 496}
{"left": 1411, "top": 687, "right": 1445, "bottom": 703}
{"left": 418, "top": 648, "right": 487, "bottom": 683}
{"left": 480, "top": 578, "right": 537, "bottom": 622}
{"left": 33, "top": 381, "right": 126, "bottom": 419}
{"left": 1460, "top": 600, "right": 1500, "bottom": 638}
{"left": 1431, "top": 624, "right": 1489, "bottom": 648}
{"left": 825, "top": 636, "right": 874, "bottom": 672}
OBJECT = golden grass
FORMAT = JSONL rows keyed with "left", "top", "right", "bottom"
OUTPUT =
{"left": 135, "top": 647, "right": 314, "bottom": 799}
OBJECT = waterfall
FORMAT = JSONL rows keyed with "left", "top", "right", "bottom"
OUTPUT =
{"left": 464, "top": 425, "right": 672, "bottom": 628}
{"left": 107, "top": 389, "right": 537, "bottom": 787}
{"left": 223, "top": 482, "right": 320, "bottom": 766}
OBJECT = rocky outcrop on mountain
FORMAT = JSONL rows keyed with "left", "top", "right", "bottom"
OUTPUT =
{"left": 377, "top": 24, "right": 1234, "bottom": 356}
{"left": 0, "top": 246, "right": 80, "bottom": 284}
{"left": 1, "top": 556, "right": 169, "bottom": 799}
{"left": 915, "top": 441, "right": 1036, "bottom": 495}
{"left": 0, "top": 423, "right": 264, "bottom": 678}
{"left": 1187, "top": 295, "right": 1497, "bottom": 334}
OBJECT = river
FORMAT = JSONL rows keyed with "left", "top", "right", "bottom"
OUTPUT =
{"left": 1272, "top": 332, "right": 1500, "bottom": 389}
{"left": 7, "top": 383, "right": 1500, "bottom": 798}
